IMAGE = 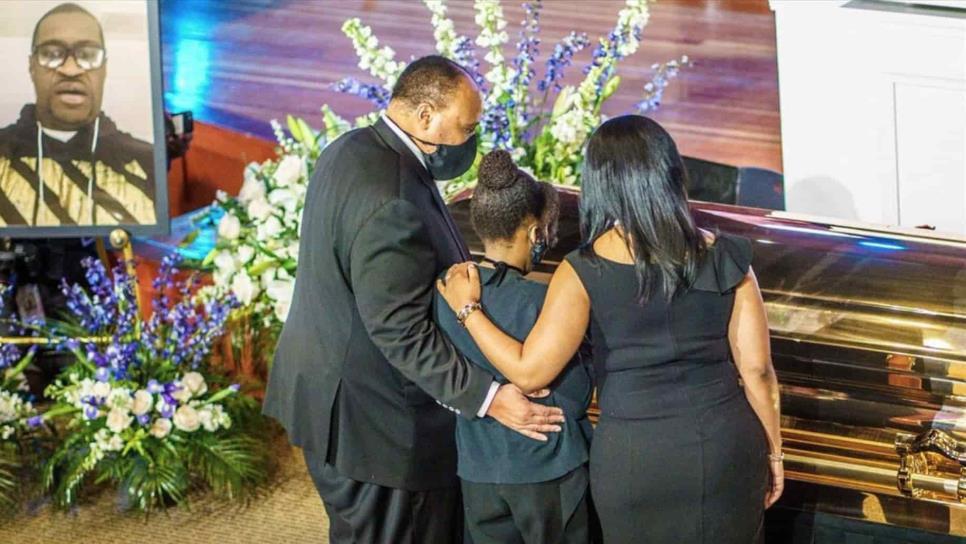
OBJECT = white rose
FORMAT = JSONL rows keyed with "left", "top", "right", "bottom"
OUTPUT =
{"left": 171, "top": 381, "right": 193, "bottom": 403}
{"left": 236, "top": 245, "right": 255, "bottom": 265}
{"left": 238, "top": 169, "right": 266, "bottom": 204}
{"left": 181, "top": 372, "right": 208, "bottom": 397}
{"left": 150, "top": 417, "right": 172, "bottom": 439}
{"left": 173, "top": 405, "right": 201, "bottom": 433}
{"left": 230, "top": 272, "right": 259, "bottom": 305}
{"left": 92, "top": 381, "right": 111, "bottom": 400}
{"left": 106, "top": 408, "right": 133, "bottom": 434}
{"left": 256, "top": 216, "right": 283, "bottom": 241}
{"left": 132, "top": 390, "right": 154, "bottom": 416}
{"left": 273, "top": 156, "right": 303, "bottom": 188}
{"left": 217, "top": 213, "right": 241, "bottom": 240}
{"left": 198, "top": 406, "right": 218, "bottom": 432}
{"left": 246, "top": 197, "right": 274, "bottom": 222}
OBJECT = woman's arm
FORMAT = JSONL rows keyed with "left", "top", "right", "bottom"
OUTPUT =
{"left": 728, "top": 267, "right": 784, "bottom": 506}
{"left": 438, "top": 261, "right": 591, "bottom": 394}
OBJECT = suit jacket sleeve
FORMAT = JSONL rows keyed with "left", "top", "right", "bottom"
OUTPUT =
{"left": 349, "top": 198, "right": 494, "bottom": 417}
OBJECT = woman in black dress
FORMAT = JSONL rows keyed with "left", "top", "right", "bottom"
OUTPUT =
{"left": 438, "top": 115, "right": 783, "bottom": 543}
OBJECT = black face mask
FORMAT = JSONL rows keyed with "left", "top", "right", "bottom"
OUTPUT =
{"left": 531, "top": 237, "right": 548, "bottom": 267}
{"left": 396, "top": 120, "right": 478, "bottom": 180}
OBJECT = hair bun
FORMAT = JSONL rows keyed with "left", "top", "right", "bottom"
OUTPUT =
{"left": 478, "top": 150, "right": 519, "bottom": 190}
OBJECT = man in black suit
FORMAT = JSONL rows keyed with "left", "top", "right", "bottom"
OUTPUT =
{"left": 263, "top": 56, "right": 565, "bottom": 543}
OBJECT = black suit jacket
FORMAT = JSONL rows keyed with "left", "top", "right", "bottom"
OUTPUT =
{"left": 263, "top": 119, "right": 494, "bottom": 490}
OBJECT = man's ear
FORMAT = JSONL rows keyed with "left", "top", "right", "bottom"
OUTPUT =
{"left": 415, "top": 102, "right": 436, "bottom": 130}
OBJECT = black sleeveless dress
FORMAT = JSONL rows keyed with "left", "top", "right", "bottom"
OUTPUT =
{"left": 565, "top": 234, "right": 769, "bottom": 544}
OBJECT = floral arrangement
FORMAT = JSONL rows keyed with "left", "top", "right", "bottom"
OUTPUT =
{"left": 36, "top": 256, "right": 268, "bottom": 511}
{"left": 331, "top": 0, "right": 689, "bottom": 190}
{"left": 0, "top": 286, "right": 42, "bottom": 509}
{"left": 196, "top": 116, "right": 323, "bottom": 374}
{"left": 204, "top": 0, "right": 687, "bottom": 334}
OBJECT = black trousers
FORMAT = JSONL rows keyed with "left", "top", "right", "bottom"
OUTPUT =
{"left": 460, "top": 466, "right": 591, "bottom": 544}
{"left": 302, "top": 449, "right": 464, "bottom": 544}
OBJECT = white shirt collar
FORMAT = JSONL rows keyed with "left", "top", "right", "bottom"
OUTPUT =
{"left": 381, "top": 113, "right": 427, "bottom": 169}
{"left": 42, "top": 127, "right": 77, "bottom": 143}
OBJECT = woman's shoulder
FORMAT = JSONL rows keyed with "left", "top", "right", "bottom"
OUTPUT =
{"left": 691, "top": 233, "right": 753, "bottom": 294}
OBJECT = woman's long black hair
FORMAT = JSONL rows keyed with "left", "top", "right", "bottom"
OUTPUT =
{"left": 580, "top": 115, "right": 706, "bottom": 302}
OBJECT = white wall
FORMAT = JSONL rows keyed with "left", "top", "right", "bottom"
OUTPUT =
{"left": 772, "top": 0, "right": 966, "bottom": 234}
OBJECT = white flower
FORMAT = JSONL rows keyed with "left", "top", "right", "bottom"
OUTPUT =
{"left": 266, "top": 278, "right": 295, "bottom": 307}
{"left": 256, "top": 216, "right": 283, "bottom": 241}
{"left": 214, "top": 250, "right": 238, "bottom": 278}
{"left": 218, "top": 213, "right": 242, "bottom": 240}
{"left": 106, "top": 434, "right": 124, "bottom": 451}
{"left": 260, "top": 267, "right": 277, "bottom": 290}
{"left": 238, "top": 170, "right": 266, "bottom": 204}
{"left": 106, "top": 408, "right": 133, "bottom": 434}
{"left": 198, "top": 406, "right": 219, "bottom": 432}
{"left": 273, "top": 155, "right": 303, "bottom": 188}
{"left": 106, "top": 388, "right": 133, "bottom": 411}
{"left": 247, "top": 197, "right": 274, "bottom": 222}
{"left": 150, "top": 417, "right": 172, "bottom": 439}
{"left": 550, "top": 110, "right": 581, "bottom": 144}
{"left": 92, "top": 381, "right": 111, "bottom": 400}
{"left": 268, "top": 188, "right": 299, "bottom": 213}
{"left": 132, "top": 390, "right": 154, "bottom": 416}
{"left": 171, "top": 381, "right": 193, "bottom": 403}
{"left": 231, "top": 271, "right": 260, "bottom": 305}
{"left": 181, "top": 372, "right": 208, "bottom": 397}
{"left": 274, "top": 299, "right": 292, "bottom": 322}
{"left": 236, "top": 244, "right": 256, "bottom": 265}
{"left": 283, "top": 242, "right": 300, "bottom": 261}
{"left": 215, "top": 189, "right": 229, "bottom": 203}
{"left": 173, "top": 405, "right": 201, "bottom": 432}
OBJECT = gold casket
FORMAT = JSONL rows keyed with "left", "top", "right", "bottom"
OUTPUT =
{"left": 450, "top": 188, "right": 966, "bottom": 539}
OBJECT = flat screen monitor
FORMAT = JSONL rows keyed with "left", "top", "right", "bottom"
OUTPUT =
{"left": 0, "top": 0, "right": 168, "bottom": 238}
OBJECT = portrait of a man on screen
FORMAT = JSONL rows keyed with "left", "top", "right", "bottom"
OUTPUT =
{"left": 0, "top": 3, "right": 156, "bottom": 228}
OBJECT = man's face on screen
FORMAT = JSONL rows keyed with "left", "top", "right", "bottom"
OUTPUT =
{"left": 29, "top": 11, "right": 107, "bottom": 131}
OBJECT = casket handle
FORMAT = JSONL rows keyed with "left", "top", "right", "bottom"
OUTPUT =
{"left": 895, "top": 429, "right": 966, "bottom": 501}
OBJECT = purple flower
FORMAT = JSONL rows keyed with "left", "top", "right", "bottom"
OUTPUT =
{"left": 26, "top": 415, "right": 43, "bottom": 428}
{"left": 538, "top": 32, "right": 590, "bottom": 93}
{"left": 331, "top": 78, "right": 391, "bottom": 109}
{"left": 95, "top": 367, "right": 110, "bottom": 382}
{"left": 147, "top": 379, "right": 164, "bottom": 394}
{"left": 137, "top": 414, "right": 151, "bottom": 426}
{"left": 229, "top": 383, "right": 241, "bottom": 393}
{"left": 84, "top": 405, "right": 99, "bottom": 420}
{"left": 452, "top": 37, "right": 487, "bottom": 92}
{"left": 159, "top": 402, "right": 175, "bottom": 419}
